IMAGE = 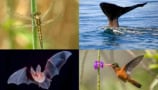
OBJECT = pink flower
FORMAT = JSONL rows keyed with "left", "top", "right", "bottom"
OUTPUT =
{"left": 94, "top": 60, "right": 104, "bottom": 70}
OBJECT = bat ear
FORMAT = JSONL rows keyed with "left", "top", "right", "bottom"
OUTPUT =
{"left": 36, "top": 64, "right": 41, "bottom": 72}
{"left": 30, "top": 66, "right": 35, "bottom": 74}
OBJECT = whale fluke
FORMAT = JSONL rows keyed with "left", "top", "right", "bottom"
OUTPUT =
{"left": 100, "top": 2, "right": 147, "bottom": 28}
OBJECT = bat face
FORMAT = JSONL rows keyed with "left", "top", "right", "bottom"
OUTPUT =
{"left": 31, "top": 72, "right": 45, "bottom": 83}
{"left": 30, "top": 66, "right": 45, "bottom": 83}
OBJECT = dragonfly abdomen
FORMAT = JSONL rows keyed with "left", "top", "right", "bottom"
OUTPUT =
{"left": 33, "top": 12, "right": 43, "bottom": 49}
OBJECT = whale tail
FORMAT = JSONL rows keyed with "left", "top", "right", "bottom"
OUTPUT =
{"left": 100, "top": 2, "right": 147, "bottom": 28}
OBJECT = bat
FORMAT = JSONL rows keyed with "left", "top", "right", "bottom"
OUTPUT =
{"left": 7, "top": 51, "right": 72, "bottom": 89}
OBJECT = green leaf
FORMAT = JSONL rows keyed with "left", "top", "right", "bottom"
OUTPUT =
{"left": 149, "top": 64, "right": 158, "bottom": 69}
{"left": 145, "top": 50, "right": 154, "bottom": 58}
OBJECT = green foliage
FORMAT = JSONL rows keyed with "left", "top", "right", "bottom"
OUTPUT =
{"left": 1, "top": 17, "right": 32, "bottom": 49}
{"left": 145, "top": 50, "right": 158, "bottom": 90}
{"left": 0, "top": 0, "right": 37, "bottom": 49}
{"left": 145, "top": 50, "right": 158, "bottom": 70}
{"left": 145, "top": 51, "right": 158, "bottom": 62}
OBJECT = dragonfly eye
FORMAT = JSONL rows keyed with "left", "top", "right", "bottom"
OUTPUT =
{"left": 36, "top": 12, "right": 41, "bottom": 15}
{"left": 31, "top": 12, "right": 41, "bottom": 17}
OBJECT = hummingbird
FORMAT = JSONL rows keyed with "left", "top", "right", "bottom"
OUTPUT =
{"left": 105, "top": 55, "right": 144, "bottom": 88}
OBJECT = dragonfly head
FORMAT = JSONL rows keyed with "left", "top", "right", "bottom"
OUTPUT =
{"left": 36, "top": 12, "right": 41, "bottom": 15}
{"left": 32, "top": 12, "right": 41, "bottom": 19}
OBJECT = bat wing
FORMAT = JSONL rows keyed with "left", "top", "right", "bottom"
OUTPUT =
{"left": 124, "top": 55, "right": 144, "bottom": 75}
{"left": 7, "top": 67, "right": 33, "bottom": 85}
{"left": 44, "top": 51, "right": 72, "bottom": 79}
{"left": 38, "top": 78, "right": 52, "bottom": 89}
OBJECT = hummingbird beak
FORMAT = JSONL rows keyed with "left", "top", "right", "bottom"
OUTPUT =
{"left": 104, "top": 63, "right": 112, "bottom": 66}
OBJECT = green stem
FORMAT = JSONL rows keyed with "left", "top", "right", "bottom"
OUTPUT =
{"left": 31, "top": 0, "right": 37, "bottom": 49}
{"left": 80, "top": 51, "right": 88, "bottom": 81}
{"left": 97, "top": 50, "right": 101, "bottom": 90}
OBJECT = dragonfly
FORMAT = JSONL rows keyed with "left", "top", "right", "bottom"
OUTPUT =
{"left": 12, "top": 0, "right": 61, "bottom": 49}
{"left": 32, "top": 12, "right": 43, "bottom": 48}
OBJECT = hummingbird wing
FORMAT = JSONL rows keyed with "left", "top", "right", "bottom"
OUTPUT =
{"left": 124, "top": 55, "right": 144, "bottom": 75}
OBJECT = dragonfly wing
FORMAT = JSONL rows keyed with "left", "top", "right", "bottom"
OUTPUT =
{"left": 13, "top": 12, "right": 32, "bottom": 21}
{"left": 124, "top": 55, "right": 144, "bottom": 75}
{"left": 41, "top": 0, "right": 56, "bottom": 20}
{"left": 41, "top": 19, "right": 54, "bottom": 26}
{"left": 41, "top": 13, "right": 62, "bottom": 26}
{"left": 12, "top": 12, "right": 32, "bottom": 29}
{"left": 14, "top": 24, "right": 32, "bottom": 29}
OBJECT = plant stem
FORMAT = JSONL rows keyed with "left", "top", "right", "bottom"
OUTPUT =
{"left": 31, "top": 0, "right": 37, "bottom": 49}
{"left": 80, "top": 51, "right": 88, "bottom": 81}
{"left": 97, "top": 50, "right": 101, "bottom": 90}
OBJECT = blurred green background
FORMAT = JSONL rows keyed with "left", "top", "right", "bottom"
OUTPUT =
{"left": 0, "top": 0, "right": 78, "bottom": 49}
{"left": 80, "top": 50, "right": 158, "bottom": 90}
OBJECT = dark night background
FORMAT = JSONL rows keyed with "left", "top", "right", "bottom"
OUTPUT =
{"left": 0, "top": 50, "right": 78, "bottom": 90}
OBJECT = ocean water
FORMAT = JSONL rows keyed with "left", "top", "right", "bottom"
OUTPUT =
{"left": 80, "top": 0, "right": 158, "bottom": 49}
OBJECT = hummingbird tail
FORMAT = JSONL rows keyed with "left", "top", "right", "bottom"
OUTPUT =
{"left": 128, "top": 78, "right": 141, "bottom": 88}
